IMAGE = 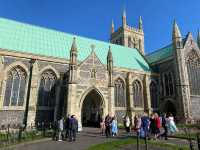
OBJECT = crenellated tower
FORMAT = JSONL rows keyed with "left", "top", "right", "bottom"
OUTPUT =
{"left": 110, "top": 10, "right": 145, "bottom": 54}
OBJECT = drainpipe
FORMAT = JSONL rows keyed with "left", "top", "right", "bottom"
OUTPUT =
{"left": 23, "top": 59, "right": 35, "bottom": 129}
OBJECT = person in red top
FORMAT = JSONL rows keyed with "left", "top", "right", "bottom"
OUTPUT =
{"left": 154, "top": 113, "right": 161, "bottom": 139}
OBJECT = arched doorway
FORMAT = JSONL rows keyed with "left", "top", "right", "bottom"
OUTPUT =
{"left": 81, "top": 89, "right": 103, "bottom": 127}
{"left": 163, "top": 100, "right": 176, "bottom": 117}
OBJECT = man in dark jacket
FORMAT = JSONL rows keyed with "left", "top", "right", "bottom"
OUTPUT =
{"left": 105, "top": 114, "right": 112, "bottom": 138}
{"left": 141, "top": 112, "right": 150, "bottom": 138}
{"left": 69, "top": 115, "right": 78, "bottom": 142}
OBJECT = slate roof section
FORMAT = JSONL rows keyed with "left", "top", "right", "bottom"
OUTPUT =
{"left": 0, "top": 17, "right": 151, "bottom": 72}
{"left": 145, "top": 44, "right": 174, "bottom": 64}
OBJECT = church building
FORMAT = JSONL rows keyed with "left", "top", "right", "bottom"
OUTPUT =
{"left": 0, "top": 11, "right": 200, "bottom": 127}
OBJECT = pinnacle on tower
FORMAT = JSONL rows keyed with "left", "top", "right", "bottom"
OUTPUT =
{"left": 107, "top": 46, "right": 113, "bottom": 61}
{"left": 172, "top": 20, "right": 183, "bottom": 49}
{"left": 122, "top": 8, "right": 127, "bottom": 28}
{"left": 71, "top": 37, "right": 77, "bottom": 51}
{"left": 111, "top": 20, "right": 114, "bottom": 34}
{"left": 197, "top": 29, "right": 200, "bottom": 48}
{"left": 139, "top": 16, "right": 143, "bottom": 31}
{"left": 172, "top": 20, "right": 182, "bottom": 39}
{"left": 70, "top": 37, "right": 78, "bottom": 65}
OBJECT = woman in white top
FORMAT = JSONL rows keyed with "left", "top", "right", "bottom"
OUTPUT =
{"left": 167, "top": 113, "right": 178, "bottom": 134}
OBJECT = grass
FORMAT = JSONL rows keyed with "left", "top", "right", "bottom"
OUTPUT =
{"left": 87, "top": 137, "right": 189, "bottom": 150}
{"left": 174, "top": 132, "right": 197, "bottom": 140}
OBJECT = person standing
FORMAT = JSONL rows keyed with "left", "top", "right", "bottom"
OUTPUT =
{"left": 105, "top": 114, "right": 112, "bottom": 138}
{"left": 58, "top": 117, "right": 64, "bottom": 141}
{"left": 133, "top": 114, "right": 141, "bottom": 136}
{"left": 52, "top": 120, "right": 58, "bottom": 141}
{"left": 111, "top": 116, "right": 118, "bottom": 136}
{"left": 149, "top": 113, "right": 156, "bottom": 139}
{"left": 168, "top": 113, "right": 178, "bottom": 134}
{"left": 125, "top": 115, "right": 131, "bottom": 133}
{"left": 69, "top": 115, "right": 78, "bottom": 142}
{"left": 141, "top": 112, "right": 150, "bottom": 138}
{"left": 154, "top": 113, "right": 161, "bottom": 139}
{"left": 100, "top": 117, "right": 105, "bottom": 135}
{"left": 159, "top": 113, "right": 168, "bottom": 140}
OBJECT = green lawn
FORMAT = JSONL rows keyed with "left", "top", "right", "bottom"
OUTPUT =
{"left": 87, "top": 138, "right": 188, "bottom": 150}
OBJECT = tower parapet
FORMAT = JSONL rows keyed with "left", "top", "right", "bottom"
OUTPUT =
{"left": 110, "top": 12, "right": 145, "bottom": 55}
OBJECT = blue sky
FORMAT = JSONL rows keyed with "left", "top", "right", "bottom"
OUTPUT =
{"left": 0, "top": 0, "right": 199, "bottom": 53}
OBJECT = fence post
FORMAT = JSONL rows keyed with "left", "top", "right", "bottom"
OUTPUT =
{"left": 136, "top": 131, "right": 140, "bottom": 150}
{"left": 144, "top": 130, "right": 148, "bottom": 150}
{"left": 197, "top": 133, "right": 200, "bottom": 150}
{"left": 18, "top": 126, "right": 23, "bottom": 142}
{"left": 7, "top": 124, "right": 10, "bottom": 143}
{"left": 42, "top": 122, "right": 45, "bottom": 137}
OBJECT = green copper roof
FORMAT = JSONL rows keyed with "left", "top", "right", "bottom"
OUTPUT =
{"left": 0, "top": 17, "right": 151, "bottom": 71}
{"left": 145, "top": 44, "right": 173, "bottom": 64}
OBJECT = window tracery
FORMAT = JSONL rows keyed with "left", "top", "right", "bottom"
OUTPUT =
{"left": 4, "top": 66, "right": 27, "bottom": 106}
{"left": 114, "top": 78, "right": 126, "bottom": 107}
{"left": 132, "top": 80, "right": 143, "bottom": 107}
{"left": 38, "top": 70, "right": 57, "bottom": 107}
{"left": 186, "top": 50, "right": 200, "bottom": 95}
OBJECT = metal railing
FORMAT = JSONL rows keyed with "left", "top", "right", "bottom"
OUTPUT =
{"left": 0, "top": 122, "right": 53, "bottom": 148}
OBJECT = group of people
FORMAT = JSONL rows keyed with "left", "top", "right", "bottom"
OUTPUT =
{"left": 100, "top": 114, "right": 118, "bottom": 137}
{"left": 133, "top": 112, "right": 178, "bottom": 140}
{"left": 99, "top": 112, "right": 178, "bottom": 140}
{"left": 52, "top": 115, "right": 78, "bottom": 142}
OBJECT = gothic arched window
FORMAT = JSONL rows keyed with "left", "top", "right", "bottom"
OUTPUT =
{"left": 186, "top": 50, "right": 200, "bottom": 95}
{"left": 114, "top": 78, "right": 126, "bottom": 107}
{"left": 163, "top": 72, "right": 174, "bottom": 96}
{"left": 4, "top": 66, "right": 27, "bottom": 106}
{"left": 150, "top": 81, "right": 158, "bottom": 109}
{"left": 132, "top": 80, "right": 143, "bottom": 107}
{"left": 38, "top": 70, "right": 57, "bottom": 107}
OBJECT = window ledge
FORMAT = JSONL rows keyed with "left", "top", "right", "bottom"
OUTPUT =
{"left": 131, "top": 107, "right": 144, "bottom": 111}
{"left": 1, "top": 106, "right": 25, "bottom": 111}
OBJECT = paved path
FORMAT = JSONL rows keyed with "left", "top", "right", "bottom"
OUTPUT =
{"left": 3, "top": 128, "right": 196, "bottom": 150}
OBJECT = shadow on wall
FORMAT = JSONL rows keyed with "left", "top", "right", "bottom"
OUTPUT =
{"left": 35, "top": 72, "right": 69, "bottom": 128}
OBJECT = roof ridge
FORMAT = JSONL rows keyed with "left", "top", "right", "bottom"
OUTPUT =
{"left": 0, "top": 17, "right": 137, "bottom": 52}
{"left": 0, "top": 17, "right": 151, "bottom": 71}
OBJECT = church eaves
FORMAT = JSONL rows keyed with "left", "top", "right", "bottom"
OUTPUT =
{"left": 0, "top": 17, "right": 151, "bottom": 72}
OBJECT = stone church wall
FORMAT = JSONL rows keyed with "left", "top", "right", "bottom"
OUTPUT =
{"left": 0, "top": 55, "right": 69, "bottom": 126}
{"left": 190, "top": 96, "right": 200, "bottom": 119}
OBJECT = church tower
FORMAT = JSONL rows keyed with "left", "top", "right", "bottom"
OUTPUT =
{"left": 110, "top": 10, "right": 145, "bottom": 55}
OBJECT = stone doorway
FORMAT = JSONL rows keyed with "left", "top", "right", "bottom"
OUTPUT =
{"left": 81, "top": 89, "right": 103, "bottom": 127}
{"left": 164, "top": 100, "right": 176, "bottom": 117}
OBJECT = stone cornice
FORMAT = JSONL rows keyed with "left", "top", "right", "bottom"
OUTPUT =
{"left": 0, "top": 48, "right": 69, "bottom": 64}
